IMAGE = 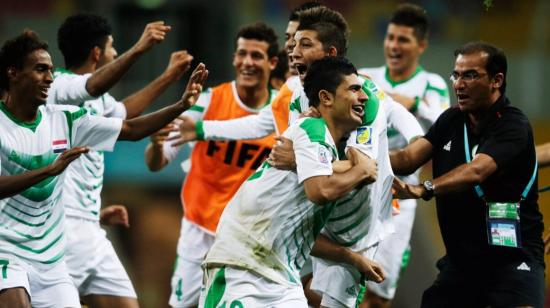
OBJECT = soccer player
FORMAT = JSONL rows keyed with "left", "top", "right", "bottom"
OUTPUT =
{"left": 48, "top": 13, "right": 193, "bottom": 308}
{"left": 0, "top": 30, "right": 206, "bottom": 307}
{"left": 145, "top": 22, "right": 279, "bottom": 308}
{"left": 199, "top": 56, "right": 374, "bottom": 308}
{"left": 358, "top": 4, "right": 450, "bottom": 307}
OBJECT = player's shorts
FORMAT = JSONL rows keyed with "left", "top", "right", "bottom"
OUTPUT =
{"left": 367, "top": 198, "right": 416, "bottom": 299}
{"left": 170, "top": 218, "right": 215, "bottom": 308}
{"left": 421, "top": 255, "right": 544, "bottom": 308}
{"left": 311, "top": 244, "right": 378, "bottom": 308}
{"left": 65, "top": 217, "right": 137, "bottom": 298}
{"left": 0, "top": 256, "right": 80, "bottom": 308}
{"left": 199, "top": 266, "right": 308, "bottom": 308}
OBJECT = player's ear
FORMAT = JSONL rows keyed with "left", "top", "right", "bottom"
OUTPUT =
{"left": 319, "top": 89, "right": 333, "bottom": 107}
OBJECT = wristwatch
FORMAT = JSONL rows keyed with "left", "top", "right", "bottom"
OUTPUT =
{"left": 422, "top": 180, "right": 435, "bottom": 201}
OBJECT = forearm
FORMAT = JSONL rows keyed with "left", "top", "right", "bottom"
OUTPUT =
{"left": 0, "top": 168, "right": 54, "bottom": 199}
{"left": 145, "top": 143, "right": 168, "bottom": 171}
{"left": 536, "top": 143, "right": 550, "bottom": 168}
{"left": 332, "top": 160, "right": 352, "bottom": 173}
{"left": 306, "top": 165, "right": 369, "bottom": 205}
{"left": 122, "top": 72, "right": 175, "bottom": 119}
{"left": 390, "top": 138, "right": 433, "bottom": 175}
{"left": 311, "top": 234, "right": 354, "bottom": 264}
{"left": 86, "top": 47, "right": 143, "bottom": 97}
{"left": 201, "top": 109, "right": 274, "bottom": 140}
{"left": 432, "top": 161, "right": 493, "bottom": 196}
{"left": 120, "top": 101, "right": 186, "bottom": 141}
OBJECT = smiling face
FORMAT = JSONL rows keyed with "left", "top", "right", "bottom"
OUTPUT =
{"left": 285, "top": 20, "right": 300, "bottom": 75}
{"left": 384, "top": 23, "right": 425, "bottom": 77}
{"left": 328, "top": 73, "right": 367, "bottom": 129}
{"left": 10, "top": 49, "right": 53, "bottom": 105}
{"left": 452, "top": 51, "right": 497, "bottom": 113}
{"left": 233, "top": 37, "right": 276, "bottom": 90}
{"left": 290, "top": 30, "right": 329, "bottom": 82}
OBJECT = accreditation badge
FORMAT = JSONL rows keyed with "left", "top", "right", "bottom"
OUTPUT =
{"left": 486, "top": 202, "right": 522, "bottom": 248}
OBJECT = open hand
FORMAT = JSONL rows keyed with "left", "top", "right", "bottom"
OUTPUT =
{"left": 48, "top": 146, "right": 89, "bottom": 176}
{"left": 180, "top": 63, "right": 208, "bottom": 110}
{"left": 133, "top": 21, "right": 171, "bottom": 54}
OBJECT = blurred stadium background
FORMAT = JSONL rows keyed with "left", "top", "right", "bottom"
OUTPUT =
{"left": 1, "top": 0, "right": 549, "bottom": 307}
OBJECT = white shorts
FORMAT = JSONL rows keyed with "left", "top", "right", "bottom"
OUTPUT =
{"left": 199, "top": 266, "right": 308, "bottom": 308}
{"left": 0, "top": 256, "right": 79, "bottom": 308}
{"left": 367, "top": 199, "right": 416, "bottom": 299}
{"left": 170, "top": 218, "right": 215, "bottom": 308}
{"left": 65, "top": 217, "right": 137, "bottom": 298}
{"left": 311, "top": 245, "right": 378, "bottom": 308}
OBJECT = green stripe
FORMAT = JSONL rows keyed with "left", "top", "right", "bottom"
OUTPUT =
{"left": 204, "top": 267, "right": 226, "bottom": 308}
{"left": 0, "top": 260, "right": 8, "bottom": 279}
{"left": 63, "top": 107, "right": 88, "bottom": 146}
{"left": 333, "top": 208, "right": 370, "bottom": 235}
{"left": 10, "top": 212, "right": 63, "bottom": 240}
{"left": 329, "top": 200, "right": 364, "bottom": 222}
{"left": 5, "top": 203, "right": 51, "bottom": 218}
{"left": 289, "top": 97, "right": 302, "bottom": 113}
{"left": 338, "top": 227, "right": 370, "bottom": 247}
{"left": 424, "top": 82, "right": 449, "bottom": 98}
{"left": 5, "top": 249, "right": 65, "bottom": 265}
{"left": 189, "top": 105, "right": 205, "bottom": 113}
{"left": 196, "top": 120, "right": 205, "bottom": 140}
{"left": 5, "top": 231, "right": 63, "bottom": 254}
{"left": 2, "top": 209, "right": 53, "bottom": 227}
{"left": 384, "top": 66, "right": 423, "bottom": 87}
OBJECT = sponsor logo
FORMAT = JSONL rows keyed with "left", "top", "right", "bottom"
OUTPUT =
{"left": 52, "top": 140, "right": 68, "bottom": 153}
{"left": 517, "top": 262, "right": 531, "bottom": 271}
{"left": 356, "top": 126, "right": 373, "bottom": 145}
{"left": 443, "top": 140, "right": 451, "bottom": 151}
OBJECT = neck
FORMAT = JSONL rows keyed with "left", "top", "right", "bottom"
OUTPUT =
{"left": 323, "top": 116, "right": 346, "bottom": 145}
{"left": 388, "top": 62, "right": 418, "bottom": 82}
{"left": 236, "top": 84, "right": 269, "bottom": 109}
{"left": 468, "top": 91, "right": 502, "bottom": 127}
{"left": 70, "top": 61, "right": 96, "bottom": 75}
{"left": 4, "top": 92, "right": 40, "bottom": 122}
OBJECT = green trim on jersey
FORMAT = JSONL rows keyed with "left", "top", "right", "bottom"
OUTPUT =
{"left": 63, "top": 107, "right": 88, "bottom": 146}
{"left": 289, "top": 97, "right": 302, "bottom": 113}
{"left": 424, "top": 82, "right": 449, "bottom": 98}
{"left": 0, "top": 101, "right": 42, "bottom": 132}
{"left": 204, "top": 267, "right": 227, "bottom": 308}
{"left": 9, "top": 211, "right": 63, "bottom": 240}
{"left": 11, "top": 249, "right": 65, "bottom": 265}
{"left": 299, "top": 118, "right": 337, "bottom": 159}
{"left": 189, "top": 105, "right": 205, "bottom": 113}
{"left": 53, "top": 67, "right": 76, "bottom": 75}
{"left": 361, "top": 80, "right": 380, "bottom": 126}
{"left": 196, "top": 120, "right": 205, "bottom": 140}
{"left": 384, "top": 66, "right": 423, "bottom": 88}
{"left": 5, "top": 231, "right": 63, "bottom": 254}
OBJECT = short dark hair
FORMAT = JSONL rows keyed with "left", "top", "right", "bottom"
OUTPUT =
{"left": 57, "top": 13, "right": 112, "bottom": 68}
{"left": 304, "top": 56, "right": 357, "bottom": 108}
{"left": 297, "top": 7, "right": 349, "bottom": 56}
{"left": 454, "top": 41, "right": 507, "bottom": 94}
{"left": 289, "top": 2, "right": 324, "bottom": 21}
{"left": 390, "top": 3, "right": 429, "bottom": 41}
{"left": 0, "top": 30, "right": 49, "bottom": 91}
{"left": 235, "top": 22, "right": 279, "bottom": 59}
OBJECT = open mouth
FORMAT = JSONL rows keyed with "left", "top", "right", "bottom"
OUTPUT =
{"left": 456, "top": 93, "right": 469, "bottom": 102}
{"left": 39, "top": 86, "right": 50, "bottom": 97}
{"left": 295, "top": 63, "right": 308, "bottom": 75}
{"left": 352, "top": 104, "right": 365, "bottom": 118}
{"left": 240, "top": 69, "right": 257, "bottom": 78}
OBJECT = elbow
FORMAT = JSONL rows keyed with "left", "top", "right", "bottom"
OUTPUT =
{"left": 307, "top": 187, "right": 337, "bottom": 205}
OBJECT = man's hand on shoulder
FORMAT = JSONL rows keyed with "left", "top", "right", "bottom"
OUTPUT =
{"left": 268, "top": 136, "right": 296, "bottom": 171}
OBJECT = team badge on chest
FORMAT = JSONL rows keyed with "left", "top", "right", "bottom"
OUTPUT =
{"left": 356, "top": 126, "right": 373, "bottom": 145}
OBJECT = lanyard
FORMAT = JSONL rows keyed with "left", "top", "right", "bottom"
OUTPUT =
{"left": 463, "top": 123, "right": 538, "bottom": 200}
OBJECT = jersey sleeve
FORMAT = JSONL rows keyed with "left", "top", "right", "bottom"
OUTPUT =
{"left": 292, "top": 119, "right": 334, "bottom": 183}
{"left": 48, "top": 73, "right": 94, "bottom": 106}
{"left": 199, "top": 105, "right": 275, "bottom": 140}
{"left": 416, "top": 74, "right": 450, "bottom": 124}
{"left": 385, "top": 96, "right": 424, "bottom": 143}
{"left": 477, "top": 109, "right": 529, "bottom": 167}
{"left": 65, "top": 108, "right": 122, "bottom": 152}
{"left": 101, "top": 92, "right": 127, "bottom": 119}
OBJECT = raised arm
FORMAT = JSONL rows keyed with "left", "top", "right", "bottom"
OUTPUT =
{"left": 86, "top": 21, "right": 171, "bottom": 97}
{"left": 122, "top": 50, "right": 193, "bottom": 119}
{"left": 118, "top": 63, "right": 208, "bottom": 141}
{"left": 0, "top": 147, "right": 88, "bottom": 199}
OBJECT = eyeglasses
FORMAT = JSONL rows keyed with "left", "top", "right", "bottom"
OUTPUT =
{"left": 449, "top": 71, "right": 487, "bottom": 83}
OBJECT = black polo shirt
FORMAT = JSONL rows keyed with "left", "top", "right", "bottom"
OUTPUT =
{"left": 424, "top": 95, "right": 544, "bottom": 267}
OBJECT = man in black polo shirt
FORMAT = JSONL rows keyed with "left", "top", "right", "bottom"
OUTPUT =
{"left": 390, "top": 41, "right": 544, "bottom": 307}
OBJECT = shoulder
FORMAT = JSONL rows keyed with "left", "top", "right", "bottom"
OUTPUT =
{"left": 436, "top": 106, "right": 462, "bottom": 125}
{"left": 358, "top": 66, "right": 384, "bottom": 79}
{"left": 295, "top": 117, "right": 328, "bottom": 142}
{"left": 424, "top": 71, "right": 449, "bottom": 90}
{"left": 285, "top": 75, "right": 302, "bottom": 92}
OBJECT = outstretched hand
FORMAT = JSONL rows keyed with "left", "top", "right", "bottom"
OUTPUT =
{"left": 180, "top": 63, "right": 209, "bottom": 110}
{"left": 48, "top": 147, "right": 89, "bottom": 176}
{"left": 392, "top": 177, "right": 423, "bottom": 199}
{"left": 100, "top": 205, "right": 130, "bottom": 228}
{"left": 167, "top": 115, "right": 198, "bottom": 147}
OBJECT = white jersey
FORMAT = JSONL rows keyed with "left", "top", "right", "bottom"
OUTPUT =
{"left": 205, "top": 117, "right": 337, "bottom": 286}
{"left": 0, "top": 102, "right": 122, "bottom": 270}
{"left": 288, "top": 77, "right": 423, "bottom": 249}
{"left": 48, "top": 69, "right": 127, "bottom": 221}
